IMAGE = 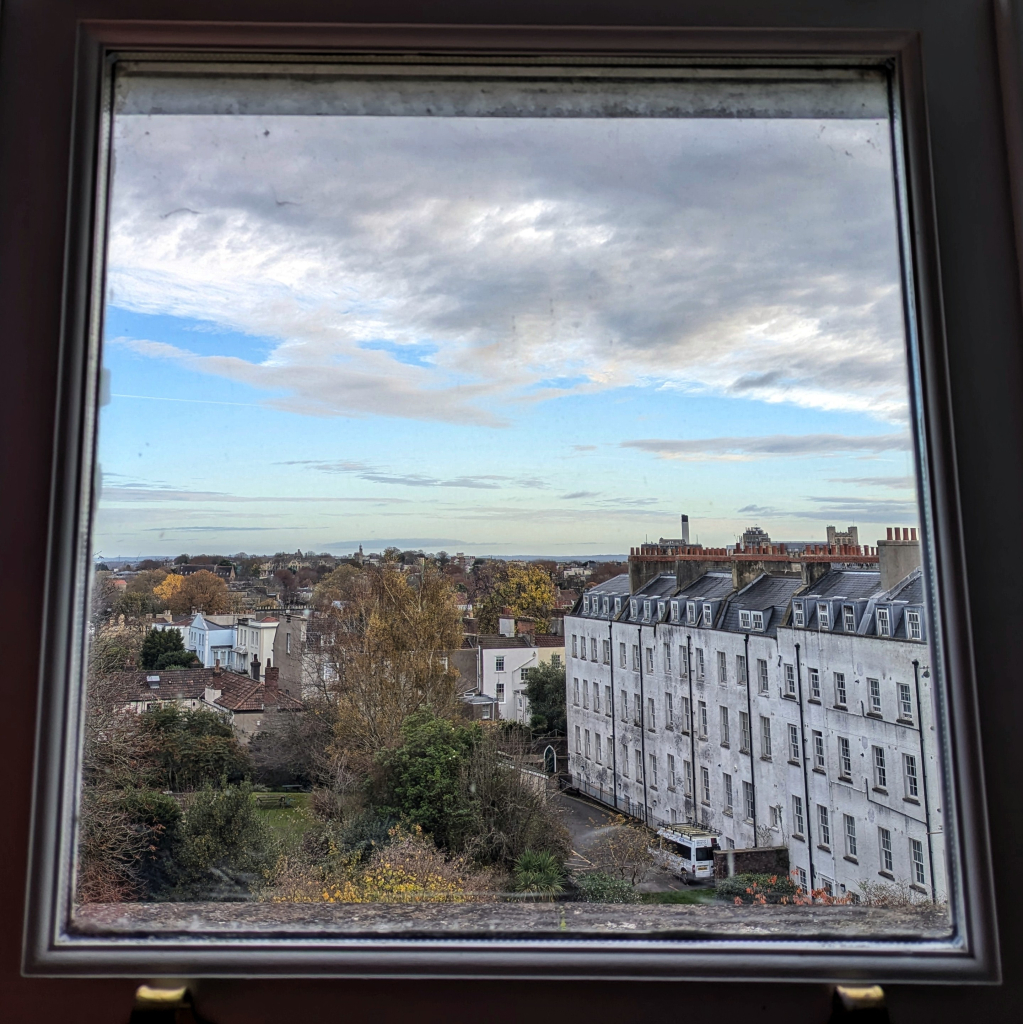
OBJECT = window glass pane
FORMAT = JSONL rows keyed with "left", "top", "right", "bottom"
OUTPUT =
{"left": 68, "top": 56, "right": 952, "bottom": 947}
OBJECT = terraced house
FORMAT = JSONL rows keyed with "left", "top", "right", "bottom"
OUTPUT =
{"left": 565, "top": 528, "right": 945, "bottom": 903}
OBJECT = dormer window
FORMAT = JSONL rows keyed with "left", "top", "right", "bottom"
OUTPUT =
{"left": 687, "top": 601, "right": 697, "bottom": 625}
{"left": 793, "top": 602, "right": 804, "bottom": 627}
{"left": 876, "top": 607, "right": 891, "bottom": 637}
{"left": 657, "top": 601, "right": 666, "bottom": 620}
{"left": 906, "top": 609, "right": 922, "bottom": 640}
{"left": 670, "top": 600, "right": 680, "bottom": 622}
{"left": 751, "top": 610, "right": 765, "bottom": 631}
{"left": 643, "top": 600, "right": 652, "bottom": 620}
{"left": 583, "top": 596, "right": 590, "bottom": 613}
{"left": 630, "top": 599, "right": 639, "bottom": 619}
{"left": 614, "top": 597, "right": 622, "bottom": 615}
{"left": 739, "top": 609, "right": 752, "bottom": 630}
{"left": 843, "top": 605, "right": 856, "bottom": 632}
{"left": 602, "top": 597, "right": 609, "bottom": 615}
{"left": 702, "top": 602, "right": 713, "bottom": 626}
{"left": 817, "top": 603, "right": 831, "bottom": 630}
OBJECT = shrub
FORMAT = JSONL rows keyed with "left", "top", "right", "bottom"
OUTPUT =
{"left": 574, "top": 871, "right": 639, "bottom": 904}
{"left": 857, "top": 878, "right": 930, "bottom": 907}
{"left": 587, "top": 816, "right": 654, "bottom": 884}
{"left": 716, "top": 872, "right": 799, "bottom": 904}
{"left": 512, "top": 849, "right": 565, "bottom": 899}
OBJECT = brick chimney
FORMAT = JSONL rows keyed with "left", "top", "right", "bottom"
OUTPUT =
{"left": 265, "top": 666, "right": 280, "bottom": 692}
{"left": 516, "top": 616, "right": 536, "bottom": 638}
{"left": 877, "top": 527, "right": 921, "bottom": 592}
{"left": 251, "top": 656, "right": 261, "bottom": 680}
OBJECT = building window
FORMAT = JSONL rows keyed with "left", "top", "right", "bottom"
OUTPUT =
{"left": 844, "top": 605, "right": 856, "bottom": 632}
{"left": 582, "top": 680, "right": 589, "bottom": 709}
{"left": 687, "top": 601, "right": 697, "bottom": 625}
{"left": 647, "top": 696, "right": 656, "bottom": 730}
{"left": 877, "top": 607, "right": 891, "bottom": 637}
{"left": 621, "top": 690, "right": 629, "bottom": 722}
{"left": 788, "top": 723, "right": 800, "bottom": 762}
{"left": 585, "top": 730, "right": 591, "bottom": 758}
{"left": 873, "top": 746, "right": 888, "bottom": 790}
{"left": 818, "top": 805, "right": 831, "bottom": 848}
{"left": 723, "top": 773, "right": 733, "bottom": 814}
{"left": 602, "top": 597, "right": 610, "bottom": 615}
{"left": 645, "top": 647, "right": 654, "bottom": 672}
{"left": 844, "top": 814, "right": 858, "bottom": 858}
{"left": 680, "top": 645, "right": 688, "bottom": 677}
{"left": 904, "top": 753, "right": 920, "bottom": 799}
{"left": 911, "top": 838, "right": 926, "bottom": 885}
{"left": 699, "top": 700, "right": 708, "bottom": 738}
{"left": 595, "top": 732, "right": 603, "bottom": 764}
{"left": 663, "top": 643, "right": 671, "bottom": 673}
{"left": 821, "top": 876, "right": 835, "bottom": 897}
{"left": 735, "top": 654, "right": 746, "bottom": 687}
{"left": 702, "top": 602, "right": 713, "bottom": 625}
{"left": 757, "top": 659, "right": 769, "bottom": 694}
{"left": 751, "top": 610, "right": 765, "bottom": 631}
{"left": 681, "top": 695, "right": 691, "bottom": 734}
{"left": 591, "top": 637, "right": 598, "bottom": 661}
{"left": 784, "top": 663, "right": 795, "bottom": 696}
{"left": 696, "top": 648, "right": 705, "bottom": 680}
{"left": 864, "top": 677, "right": 881, "bottom": 715}
{"left": 665, "top": 691, "right": 674, "bottom": 728}
{"left": 619, "top": 642, "right": 627, "bottom": 668}
{"left": 496, "top": 656, "right": 505, "bottom": 672}
{"left": 583, "top": 596, "right": 590, "bottom": 614}
{"left": 603, "top": 639, "right": 610, "bottom": 664}
{"left": 605, "top": 685, "right": 612, "bottom": 717}
{"left": 573, "top": 678, "right": 580, "bottom": 705}
{"left": 648, "top": 753, "right": 658, "bottom": 787}
{"left": 838, "top": 736, "right": 852, "bottom": 778}
{"left": 520, "top": 667, "right": 529, "bottom": 682}
{"left": 630, "top": 600, "right": 638, "bottom": 619}
{"left": 720, "top": 706, "right": 730, "bottom": 746}
{"left": 632, "top": 644, "right": 640, "bottom": 671}
{"left": 496, "top": 683, "right": 505, "bottom": 702}
{"left": 643, "top": 600, "right": 652, "bottom": 621}
{"left": 739, "top": 609, "right": 752, "bottom": 630}
{"left": 701, "top": 766, "right": 711, "bottom": 805}
{"left": 551, "top": 653, "right": 561, "bottom": 668}
{"left": 760, "top": 716, "right": 772, "bottom": 759}
{"left": 572, "top": 635, "right": 578, "bottom": 658}
{"left": 809, "top": 668, "right": 820, "bottom": 700}
{"left": 668, "top": 753, "right": 676, "bottom": 789}
{"left": 717, "top": 650, "right": 727, "bottom": 684}
{"left": 634, "top": 693, "right": 642, "bottom": 726}
{"left": 793, "top": 602, "right": 804, "bottom": 627}
{"left": 622, "top": 744, "right": 629, "bottom": 777}
{"left": 743, "top": 781, "right": 755, "bottom": 822}
{"left": 834, "top": 672, "right": 847, "bottom": 706}
{"left": 792, "top": 795, "right": 805, "bottom": 837}
{"left": 817, "top": 603, "right": 831, "bottom": 630}
{"left": 684, "top": 760, "right": 694, "bottom": 797}
{"left": 907, "top": 609, "right": 922, "bottom": 640}
{"left": 614, "top": 598, "right": 622, "bottom": 616}
{"left": 574, "top": 726, "right": 581, "bottom": 754}
{"left": 879, "top": 827, "right": 894, "bottom": 873}
{"left": 770, "top": 805, "right": 782, "bottom": 830}
{"left": 739, "top": 711, "right": 751, "bottom": 753}
{"left": 635, "top": 748, "right": 643, "bottom": 780}
{"left": 796, "top": 867, "right": 808, "bottom": 891}
{"left": 813, "top": 730, "right": 825, "bottom": 771}
{"left": 898, "top": 682, "right": 914, "bottom": 720}
{"left": 593, "top": 684, "right": 600, "bottom": 714}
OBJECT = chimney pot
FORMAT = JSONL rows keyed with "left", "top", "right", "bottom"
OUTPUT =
{"left": 265, "top": 666, "right": 280, "bottom": 691}
{"left": 911, "top": 527, "right": 918, "bottom": 541}
{"left": 887, "top": 528, "right": 894, "bottom": 540}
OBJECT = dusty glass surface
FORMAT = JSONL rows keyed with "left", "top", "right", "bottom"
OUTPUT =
{"left": 73, "top": 61, "right": 952, "bottom": 940}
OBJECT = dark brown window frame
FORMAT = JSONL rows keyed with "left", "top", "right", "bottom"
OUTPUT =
{"left": 4, "top": 2, "right": 1019, "bottom": 1007}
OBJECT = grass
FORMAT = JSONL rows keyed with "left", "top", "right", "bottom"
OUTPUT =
{"left": 250, "top": 791, "right": 314, "bottom": 853}
{"left": 639, "top": 888, "right": 717, "bottom": 905}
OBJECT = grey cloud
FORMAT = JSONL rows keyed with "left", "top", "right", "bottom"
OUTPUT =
{"left": 561, "top": 490, "right": 601, "bottom": 499}
{"left": 102, "top": 485, "right": 407, "bottom": 504}
{"left": 737, "top": 504, "right": 776, "bottom": 514}
{"left": 828, "top": 475, "right": 915, "bottom": 490}
{"left": 279, "top": 459, "right": 532, "bottom": 491}
{"left": 620, "top": 433, "right": 911, "bottom": 461}
{"left": 572, "top": 445, "right": 598, "bottom": 452}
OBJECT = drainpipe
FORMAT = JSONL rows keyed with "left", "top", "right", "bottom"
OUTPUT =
{"left": 742, "top": 633, "right": 759, "bottom": 844}
{"left": 609, "top": 620, "right": 618, "bottom": 810}
{"left": 795, "top": 642, "right": 816, "bottom": 893}
{"left": 686, "top": 634, "right": 697, "bottom": 824}
{"left": 638, "top": 624, "right": 649, "bottom": 825}
{"left": 913, "top": 658, "right": 937, "bottom": 903}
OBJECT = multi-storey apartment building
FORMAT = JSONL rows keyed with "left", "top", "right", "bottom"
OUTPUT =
{"left": 565, "top": 530, "right": 945, "bottom": 903}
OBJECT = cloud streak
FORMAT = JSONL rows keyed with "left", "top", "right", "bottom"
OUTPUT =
{"left": 620, "top": 433, "right": 911, "bottom": 462}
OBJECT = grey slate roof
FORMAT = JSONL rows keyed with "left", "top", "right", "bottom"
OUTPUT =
{"left": 719, "top": 574, "right": 804, "bottom": 637}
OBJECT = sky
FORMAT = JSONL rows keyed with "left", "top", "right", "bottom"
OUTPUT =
{"left": 93, "top": 99, "right": 920, "bottom": 559}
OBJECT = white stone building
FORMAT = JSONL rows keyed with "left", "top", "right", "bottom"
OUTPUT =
{"left": 565, "top": 536, "right": 945, "bottom": 903}
{"left": 227, "top": 615, "right": 279, "bottom": 680}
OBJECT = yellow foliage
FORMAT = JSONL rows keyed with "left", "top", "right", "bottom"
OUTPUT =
{"left": 504, "top": 563, "right": 556, "bottom": 633}
{"left": 153, "top": 574, "right": 184, "bottom": 607}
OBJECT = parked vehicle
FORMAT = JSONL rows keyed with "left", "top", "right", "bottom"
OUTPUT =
{"left": 653, "top": 824, "right": 720, "bottom": 884}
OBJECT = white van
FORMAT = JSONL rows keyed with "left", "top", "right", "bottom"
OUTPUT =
{"left": 654, "top": 824, "right": 720, "bottom": 884}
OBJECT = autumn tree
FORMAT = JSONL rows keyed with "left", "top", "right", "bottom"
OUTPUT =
{"left": 588, "top": 816, "right": 654, "bottom": 884}
{"left": 475, "top": 562, "right": 557, "bottom": 634}
{"left": 320, "top": 563, "right": 464, "bottom": 761}
{"left": 523, "top": 660, "right": 567, "bottom": 736}
{"left": 153, "top": 572, "right": 185, "bottom": 611}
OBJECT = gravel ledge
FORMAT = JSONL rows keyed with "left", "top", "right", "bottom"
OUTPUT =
{"left": 72, "top": 901, "right": 952, "bottom": 941}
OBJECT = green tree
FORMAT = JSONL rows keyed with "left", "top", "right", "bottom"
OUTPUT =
{"left": 524, "top": 660, "right": 567, "bottom": 735}
{"left": 140, "top": 705, "right": 252, "bottom": 790}
{"left": 140, "top": 628, "right": 197, "bottom": 670}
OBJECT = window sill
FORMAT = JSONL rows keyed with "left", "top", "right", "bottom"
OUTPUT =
{"left": 792, "top": 832, "right": 805, "bottom": 842}
{"left": 910, "top": 883, "right": 928, "bottom": 894}
{"left": 760, "top": 755, "right": 773, "bottom": 762}
{"left": 866, "top": 711, "right": 884, "bottom": 720}
{"left": 808, "top": 697, "right": 821, "bottom": 705}
{"left": 817, "top": 844, "right": 831, "bottom": 853}
{"left": 782, "top": 693, "right": 797, "bottom": 701}
{"left": 872, "top": 787, "right": 888, "bottom": 796}
{"left": 878, "top": 870, "right": 895, "bottom": 880}
{"left": 833, "top": 704, "right": 848, "bottom": 711}
{"left": 813, "top": 767, "right": 827, "bottom": 775}
{"left": 897, "top": 717, "right": 915, "bottom": 726}
{"left": 723, "top": 809, "right": 733, "bottom": 817}
{"left": 843, "top": 856, "right": 859, "bottom": 865}
{"left": 838, "top": 774, "right": 853, "bottom": 784}
{"left": 665, "top": 724, "right": 674, "bottom": 731}
{"left": 788, "top": 759, "right": 801, "bottom": 767}
{"left": 720, "top": 742, "right": 730, "bottom": 749}
{"left": 903, "top": 796, "right": 920, "bottom": 805}
{"left": 667, "top": 785, "right": 676, "bottom": 793}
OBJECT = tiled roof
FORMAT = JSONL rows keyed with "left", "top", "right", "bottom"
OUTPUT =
{"left": 533, "top": 634, "right": 566, "bottom": 647}
{"left": 886, "top": 569, "right": 924, "bottom": 604}
{"left": 802, "top": 569, "right": 883, "bottom": 601}
{"left": 678, "top": 572, "right": 735, "bottom": 601}
{"left": 720, "top": 574, "right": 804, "bottom": 636}
{"left": 104, "top": 668, "right": 250, "bottom": 703}
{"left": 214, "top": 682, "right": 304, "bottom": 712}
{"left": 477, "top": 635, "right": 533, "bottom": 650}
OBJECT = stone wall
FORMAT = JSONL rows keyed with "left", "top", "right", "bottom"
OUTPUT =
{"left": 714, "top": 845, "right": 789, "bottom": 881}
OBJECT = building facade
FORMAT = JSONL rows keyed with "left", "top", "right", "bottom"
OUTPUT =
{"left": 565, "top": 537, "right": 945, "bottom": 903}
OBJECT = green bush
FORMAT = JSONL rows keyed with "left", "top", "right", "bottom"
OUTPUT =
{"left": 716, "top": 872, "right": 798, "bottom": 904}
{"left": 140, "top": 705, "right": 252, "bottom": 790}
{"left": 574, "top": 870, "right": 639, "bottom": 904}
{"left": 513, "top": 849, "right": 565, "bottom": 898}
{"left": 118, "top": 789, "right": 182, "bottom": 897}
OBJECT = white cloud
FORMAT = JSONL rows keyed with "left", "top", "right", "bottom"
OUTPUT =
{"left": 620, "top": 432, "right": 911, "bottom": 462}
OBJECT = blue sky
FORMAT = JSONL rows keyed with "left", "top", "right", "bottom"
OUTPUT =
{"left": 93, "top": 108, "right": 919, "bottom": 558}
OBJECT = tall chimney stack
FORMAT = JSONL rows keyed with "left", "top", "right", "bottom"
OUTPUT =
{"left": 877, "top": 528, "right": 922, "bottom": 592}
{"left": 265, "top": 666, "right": 279, "bottom": 692}
{"left": 680, "top": 513, "right": 690, "bottom": 545}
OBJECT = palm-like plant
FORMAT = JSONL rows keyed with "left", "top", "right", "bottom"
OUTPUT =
{"left": 512, "top": 849, "right": 565, "bottom": 900}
